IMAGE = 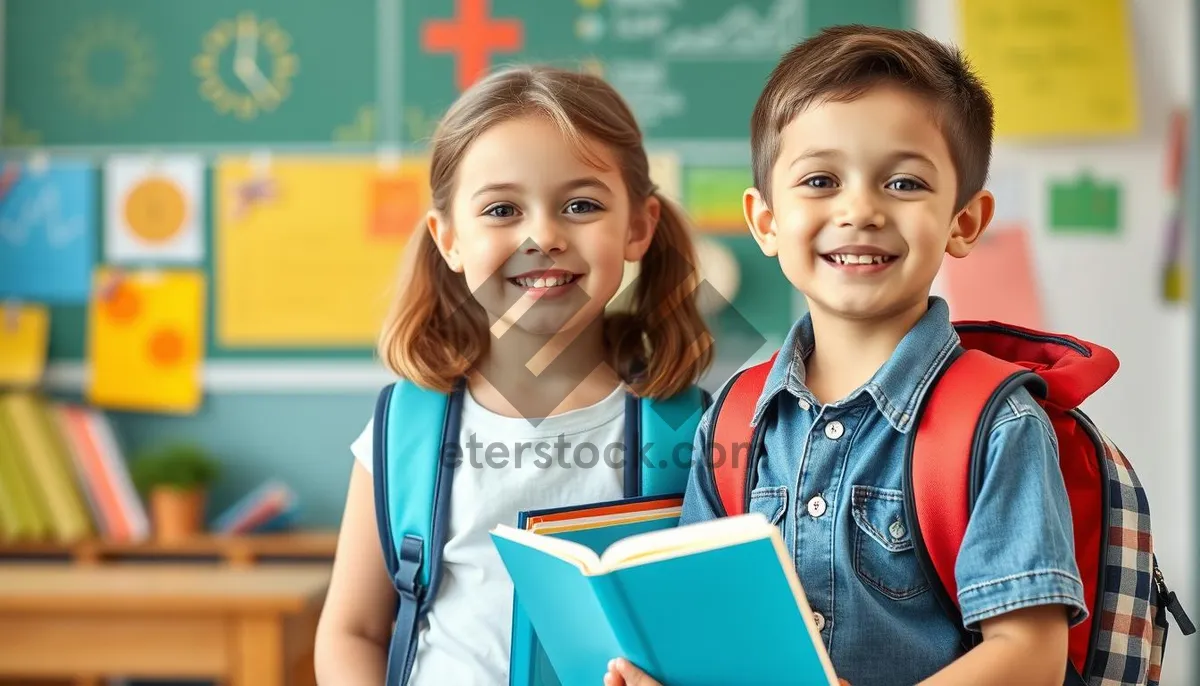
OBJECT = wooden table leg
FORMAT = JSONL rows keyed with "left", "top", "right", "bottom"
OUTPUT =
{"left": 231, "top": 614, "right": 285, "bottom": 686}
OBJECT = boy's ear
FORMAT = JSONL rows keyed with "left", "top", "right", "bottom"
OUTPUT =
{"left": 744, "top": 187, "right": 778, "bottom": 257}
{"left": 427, "top": 210, "right": 461, "bottom": 272}
{"left": 946, "top": 189, "right": 995, "bottom": 258}
{"left": 624, "top": 193, "right": 660, "bottom": 262}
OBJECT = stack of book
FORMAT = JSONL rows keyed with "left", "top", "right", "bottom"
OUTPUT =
{"left": 0, "top": 391, "right": 149, "bottom": 543}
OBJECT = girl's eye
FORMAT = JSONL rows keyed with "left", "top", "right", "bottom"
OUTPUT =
{"left": 887, "top": 177, "right": 926, "bottom": 192}
{"left": 565, "top": 199, "right": 601, "bottom": 214}
{"left": 802, "top": 175, "right": 837, "bottom": 189}
{"left": 484, "top": 203, "right": 518, "bottom": 218}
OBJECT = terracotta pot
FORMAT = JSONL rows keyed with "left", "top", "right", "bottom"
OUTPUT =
{"left": 150, "top": 487, "right": 207, "bottom": 543}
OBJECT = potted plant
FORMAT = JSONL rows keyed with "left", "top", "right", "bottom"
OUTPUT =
{"left": 130, "top": 442, "right": 221, "bottom": 543}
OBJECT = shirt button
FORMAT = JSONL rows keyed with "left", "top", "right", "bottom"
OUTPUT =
{"left": 824, "top": 420, "right": 844, "bottom": 440}
{"left": 813, "top": 611, "right": 826, "bottom": 631}
{"left": 806, "top": 495, "right": 827, "bottom": 518}
{"left": 889, "top": 520, "right": 907, "bottom": 540}
{"left": 798, "top": 398, "right": 811, "bottom": 411}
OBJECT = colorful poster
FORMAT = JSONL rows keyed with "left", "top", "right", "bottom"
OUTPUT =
{"left": 959, "top": 0, "right": 1138, "bottom": 137}
{"left": 942, "top": 225, "right": 1043, "bottom": 328}
{"left": 0, "top": 304, "right": 49, "bottom": 388}
{"left": 0, "top": 159, "right": 96, "bottom": 302}
{"left": 1048, "top": 172, "right": 1121, "bottom": 234}
{"left": 86, "top": 269, "right": 205, "bottom": 414}
{"left": 215, "top": 156, "right": 428, "bottom": 347}
{"left": 105, "top": 154, "right": 205, "bottom": 263}
{"left": 684, "top": 166, "right": 752, "bottom": 233}
{"left": 648, "top": 152, "right": 681, "bottom": 203}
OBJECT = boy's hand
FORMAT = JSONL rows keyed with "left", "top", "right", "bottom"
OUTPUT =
{"left": 604, "top": 658, "right": 852, "bottom": 686}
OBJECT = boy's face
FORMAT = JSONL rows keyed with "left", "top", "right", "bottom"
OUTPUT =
{"left": 744, "top": 84, "right": 992, "bottom": 325}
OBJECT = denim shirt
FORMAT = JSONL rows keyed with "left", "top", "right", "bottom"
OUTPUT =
{"left": 681, "top": 298, "right": 1088, "bottom": 686}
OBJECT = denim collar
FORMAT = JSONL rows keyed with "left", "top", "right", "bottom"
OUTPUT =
{"left": 750, "top": 297, "right": 959, "bottom": 433}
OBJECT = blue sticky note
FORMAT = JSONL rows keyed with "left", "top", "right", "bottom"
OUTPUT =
{"left": 0, "top": 160, "right": 96, "bottom": 302}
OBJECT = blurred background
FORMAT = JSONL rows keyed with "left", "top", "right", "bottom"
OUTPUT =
{"left": 0, "top": 0, "right": 1195, "bottom": 684}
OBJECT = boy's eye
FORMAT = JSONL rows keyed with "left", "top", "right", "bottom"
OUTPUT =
{"left": 802, "top": 175, "right": 836, "bottom": 189}
{"left": 484, "top": 203, "right": 518, "bottom": 218}
{"left": 886, "top": 178, "right": 926, "bottom": 192}
{"left": 564, "top": 199, "right": 601, "bottom": 214}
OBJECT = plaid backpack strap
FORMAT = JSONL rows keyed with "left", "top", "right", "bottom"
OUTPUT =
{"left": 1090, "top": 431, "right": 1194, "bottom": 685}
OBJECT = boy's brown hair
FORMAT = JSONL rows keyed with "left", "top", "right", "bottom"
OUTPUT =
{"left": 750, "top": 24, "right": 994, "bottom": 210}
{"left": 378, "top": 66, "right": 713, "bottom": 398}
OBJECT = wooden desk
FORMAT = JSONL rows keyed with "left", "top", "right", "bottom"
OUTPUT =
{"left": 0, "top": 563, "right": 330, "bottom": 686}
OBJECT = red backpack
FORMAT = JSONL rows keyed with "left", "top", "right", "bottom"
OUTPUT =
{"left": 709, "top": 320, "right": 1194, "bottom": 685}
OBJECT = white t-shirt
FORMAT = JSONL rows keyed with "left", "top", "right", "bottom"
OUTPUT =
{"left": 351, "top": 384, "right": 628, "bottom": 686}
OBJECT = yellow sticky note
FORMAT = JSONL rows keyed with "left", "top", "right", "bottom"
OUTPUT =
{"left": 215, "top": 156, "right": 428, "bottom": 347}
{"left": 0, "top": 305, "right": 49, "bottom": 387}
{"left": 959, "top": 0, "right": 1138, "bottom": 137}
{"left": 86, "top": 269, "right": 205, "bottom": 414}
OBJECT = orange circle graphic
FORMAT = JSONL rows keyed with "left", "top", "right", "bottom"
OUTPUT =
{"left": 103, "top": 282, "right": 141, "bottom": 324}
{"left": 148, "top": 329, "right": 186, "bottom": 367}
{"left": 124, "top": 177, "right": 187, "bottom": 244}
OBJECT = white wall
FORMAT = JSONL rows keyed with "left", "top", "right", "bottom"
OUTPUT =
{"left": 920, "top": 1, "right": 1196, "bottom": 683}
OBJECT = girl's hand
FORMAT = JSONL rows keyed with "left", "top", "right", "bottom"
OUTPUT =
{"left": 604, "top": 658, "right": 661, "bottom": 686}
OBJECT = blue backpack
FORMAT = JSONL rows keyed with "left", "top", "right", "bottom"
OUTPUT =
{"left": 371, "top": 378, "right": 711, "bottom": 685}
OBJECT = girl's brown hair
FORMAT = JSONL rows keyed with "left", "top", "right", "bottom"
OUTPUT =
{"left": 378, "top": 65, "right": 713, "bottom": 398}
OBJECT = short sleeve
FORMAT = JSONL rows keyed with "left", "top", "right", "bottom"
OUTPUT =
{"left": 350, "top": 419, "right": 374, "bottom": 475}
{"left": 953, "top": 387, "right": 1089, "bottom": 631}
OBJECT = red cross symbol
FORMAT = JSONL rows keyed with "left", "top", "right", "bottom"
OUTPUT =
{"left": 422, "top": 0, "right": 524, "bottom": 92}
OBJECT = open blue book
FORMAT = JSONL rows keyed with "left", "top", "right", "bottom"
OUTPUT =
{"left": 494, "top": 510, "right": 839, "bottom": 686}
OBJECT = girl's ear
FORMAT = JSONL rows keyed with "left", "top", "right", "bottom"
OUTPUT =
{"left": 946, "top": 189, "right": 994, "bottom": 258}
{"left": 427, "top": 210, "right": 461, "bottom": 272}
{"left": 744, "top": 187, "right": 778, "bottom": 257}
{"left": 625, "top": 193, "right": 660, "bottom": 262}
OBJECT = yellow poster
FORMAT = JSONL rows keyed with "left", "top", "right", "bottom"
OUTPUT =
{"left": 215, "top": 156, "right": 428, "bottom": 347}
{"left": 0, "top": 304, "right": 49, "bottom": 387}
{"left": 959, "top": 0, "right": 1138, "bottom": 137}
{"left": 86, "top": 269, "right": 205, "bottom": 414}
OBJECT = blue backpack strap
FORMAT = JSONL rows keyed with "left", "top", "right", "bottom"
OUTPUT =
{"left": 623, "top": 384, "right": 712, "bottom": 497}
{"left": 372, "top": 378, "right": 465, "bottom": 686}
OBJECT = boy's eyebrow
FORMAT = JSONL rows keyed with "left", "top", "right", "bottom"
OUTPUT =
{"left": 788, "top": 149, "right": 939, "bottom": 170}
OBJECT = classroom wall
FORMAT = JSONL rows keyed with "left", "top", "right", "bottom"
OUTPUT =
{"left": 918, "top": 0, "right": 1197, "bottom": 683}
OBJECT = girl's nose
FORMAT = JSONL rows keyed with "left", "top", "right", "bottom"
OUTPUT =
{"left": 523, "top": 216, "right": 568, "bottom": 255}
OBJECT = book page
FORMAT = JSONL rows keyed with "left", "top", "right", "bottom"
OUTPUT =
{"left": 600, "top": 513, "right": 774, "bottom": 570}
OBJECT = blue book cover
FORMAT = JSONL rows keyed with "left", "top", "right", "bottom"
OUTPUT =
{"left": 509, "top": 495, "right": 685, "bottom": 686}
{"left": 493, "top": 512, "right": 839, "bottom": 686}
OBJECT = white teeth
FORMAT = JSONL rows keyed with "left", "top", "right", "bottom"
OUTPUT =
{"left": 830, "top": 254, "right": 889, "bottom": 265}
{"left": 514, "top": 274, "right": 576, "bottom": 288}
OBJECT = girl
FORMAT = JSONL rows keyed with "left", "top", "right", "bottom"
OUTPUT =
{"left": 314, "top": 65, "right": 714, "bottom": 685}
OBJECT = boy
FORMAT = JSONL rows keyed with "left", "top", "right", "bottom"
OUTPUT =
{"left": 605, "top": 25, "right": 1086, "bottom": 686}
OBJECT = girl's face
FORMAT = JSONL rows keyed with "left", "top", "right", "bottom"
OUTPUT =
{"left": 429, "top": 115, "right": 659, "bottom": 338}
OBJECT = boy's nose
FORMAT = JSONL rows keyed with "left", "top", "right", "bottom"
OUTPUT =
{"left": 835, "top": 188, "right": 885, "bottom": 230}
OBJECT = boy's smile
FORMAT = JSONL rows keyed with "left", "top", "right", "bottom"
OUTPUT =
{"left": 745, "top": 84, "right": 991, "bottom": 325}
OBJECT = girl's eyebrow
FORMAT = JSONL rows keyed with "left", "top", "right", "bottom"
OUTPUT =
{"left": 472, "top": 182, "right": 522, "bottom": 199}
{"left": 560, "top": 176, "right": 611, "bottom": 194}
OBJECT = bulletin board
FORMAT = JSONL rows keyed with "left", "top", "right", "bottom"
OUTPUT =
{"left": 2, "top": 0, "right": 913, "bottom": 366}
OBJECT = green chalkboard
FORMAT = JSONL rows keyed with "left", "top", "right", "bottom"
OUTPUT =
{"left": 400, "top": 0, "right": 910, "bottom": 144}
{"left": 3, "top": 0, "right": 377, "bottom": 146}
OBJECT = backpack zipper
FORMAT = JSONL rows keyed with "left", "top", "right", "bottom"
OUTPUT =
{"left": 1153, "top": 564, "right": 1196, "bottom": 635}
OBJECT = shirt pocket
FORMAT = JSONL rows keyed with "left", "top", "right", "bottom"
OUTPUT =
{"left": 850, "top": 485, "right": 928, "bottom": 601}
{"left": 748, "top": 485, "right": 788, "bottom": 526}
